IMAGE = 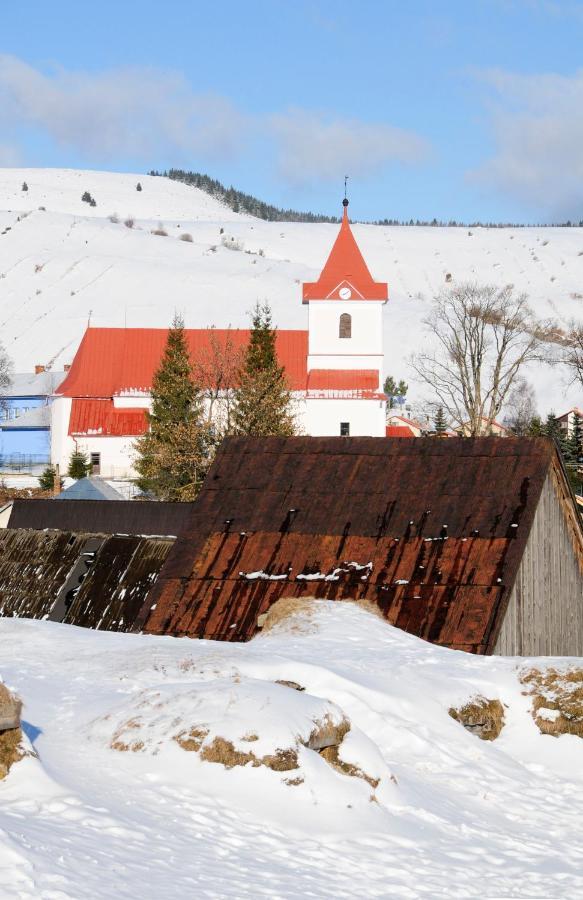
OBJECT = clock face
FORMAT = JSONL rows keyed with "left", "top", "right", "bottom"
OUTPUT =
{"left": 339, "top": 287, "right": 352, "bottom": 300}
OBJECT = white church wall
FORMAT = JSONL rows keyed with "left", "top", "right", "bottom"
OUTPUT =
{"left": 74, "top": 436, "right": 139, "bottom": 478}
{"left": 308, "top": 301, "right": 383, "bottom": 358}
{"left": 50, "top": 397, "right": 75, "bottom": 473}
{"left": 303, "top": 397, "right": 386, "bottom": 437}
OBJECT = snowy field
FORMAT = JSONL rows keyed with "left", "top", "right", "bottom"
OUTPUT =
{"left": 1, "top": 602, "right": 583, "bottom": 899}
{"left": 1, "top": 168, "right": 583, "bottom": 413}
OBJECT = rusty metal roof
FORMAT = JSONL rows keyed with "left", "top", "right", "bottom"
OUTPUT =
{"left": 8, "top": 499, "right": 195, "bottom": 537}
{"left": 139, "top": 435, "right": 561, "bottom": 652}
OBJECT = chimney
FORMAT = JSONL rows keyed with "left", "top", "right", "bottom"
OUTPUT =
{"left": 35, "top": 364, "right": 46, "bottom": 375}
{"left": 53, "top": 464, "right": 61, "bottom": 497}
{"left": 63, "top": 364, "right": 71, "bottom": 372}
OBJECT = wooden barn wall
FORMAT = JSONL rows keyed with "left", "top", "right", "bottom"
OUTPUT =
{"left": 494, "top": 463, "right": 583, "bottom": 656}
{"left": 0, "top": 528, "right": 174, "bottom": 630}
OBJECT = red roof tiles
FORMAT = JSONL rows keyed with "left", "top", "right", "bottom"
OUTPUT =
{"left": 302, "top": 205, "right": 388, "bottom": 302}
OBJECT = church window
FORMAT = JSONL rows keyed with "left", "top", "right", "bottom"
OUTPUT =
{"left": 339, "top": 313, "right": 352, "bottom": 339}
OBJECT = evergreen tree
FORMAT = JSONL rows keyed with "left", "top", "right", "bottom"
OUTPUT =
{"left": 21, "top": 181, "right": 28, "bottom": 192}
{"left": 134, "top": 314, "right": 211, "bottom": 500}
{"left": 543, "top": 412, "right": 568, "bottom": 454}
{"left": 383, "top": 375, "right": 408, "bottom": 406}
{"left": 527, "top": 415, "right": 544, "bottom": 437}
{"left": 81, "top": 191, "right": 92, "bottom": 203}
{"left": 136, "top": 182, "right": 142, "bottom": 192}
{"left": 67, "top": 450, "right": 90, "bottom": 479}
{"left": 232, "top": 302, "right": 296, "bottom": 437}
{"left": 434, "top": 407, "right": 447, "bottom": 434}
{"left": 566, "top": 412, "right": 583, "bottom": 466}
{"left": 38, "top": 464, "right": 60, "bottom": 491}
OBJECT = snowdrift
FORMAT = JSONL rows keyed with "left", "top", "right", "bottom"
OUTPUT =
{"left": 1, "top": 601, "right": 583, "bottom": 898}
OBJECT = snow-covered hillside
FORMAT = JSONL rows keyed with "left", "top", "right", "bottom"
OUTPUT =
{"left": 1, "top": 602, "right": 583, "bottom": 899}
{"left": 1, "top": 168, "right": 582, "bottom": 412}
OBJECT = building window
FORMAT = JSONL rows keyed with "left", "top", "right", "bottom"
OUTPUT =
{"left": 340, "top": 422, "right": 350, "bottom": 436}
{"left": 90, "top": 452, "right": 101, "bottom": 475}
{"left": 339, "top": 313, "right": 352, "bottom": 339}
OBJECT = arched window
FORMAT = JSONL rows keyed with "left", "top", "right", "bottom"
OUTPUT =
{"left": 339, "top": 313, "right": 352, "bottom": 339}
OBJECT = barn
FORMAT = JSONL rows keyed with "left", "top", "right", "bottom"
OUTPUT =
{"left": 139, "top": 435, "right": 583, "bottom": 656}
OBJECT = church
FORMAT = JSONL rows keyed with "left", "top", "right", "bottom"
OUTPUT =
{"left": 50, "top": 200, "right": 389, "bottom": 478}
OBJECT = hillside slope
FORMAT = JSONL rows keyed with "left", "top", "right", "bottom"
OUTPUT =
{"left": 1, "top": 168, "right": 582, "bottom": 412}
{"left": 1, "top": 603, "right": 583, "bottom": 899}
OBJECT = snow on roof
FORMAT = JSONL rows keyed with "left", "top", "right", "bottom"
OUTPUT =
{"left": 1, "top": 371, "right": 65, "bottom": 398}
{"left": 56, "top": 476, "right": 124, "bottom": 501}
{"left": 0, "top": 405, "right": 50, "bottom": 429}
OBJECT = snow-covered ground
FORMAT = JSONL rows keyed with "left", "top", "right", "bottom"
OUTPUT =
{"left": 1, "top": 168, "right": 582, "bottom": 414}
{"left": 1, "top": 602, "right": 583, "bottom": 899}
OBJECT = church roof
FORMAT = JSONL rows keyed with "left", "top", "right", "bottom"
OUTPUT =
{"left": 302, "top": 203, "right": 388, "bottom": 302}
{"left": 57, "top": 327, "right": 309, "bottom": 397}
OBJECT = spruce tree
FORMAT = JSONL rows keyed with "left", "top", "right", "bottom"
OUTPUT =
{"left": 136, "top": 182, "right": 142, "bottom": 192}
{"left": 21, "top": 181, "right": 28, "bottom": 192}
{"left": 134, "top": 314, "right": 211, "bottom": 500}
{"left": 434, "top": 407, "right": 447, "bottom": 434}
{"left": 39, "top": 464, "right": 60, "bottom": 491}
{"left": 67, "top": 450, "right": 90, "bottom": 479}
{"left": 232, "top": 302, "right": 296, "bottom": 437}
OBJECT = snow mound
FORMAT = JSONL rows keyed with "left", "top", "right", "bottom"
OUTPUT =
{"left": 1, "top": 603, "right": 583, "bottom": 897}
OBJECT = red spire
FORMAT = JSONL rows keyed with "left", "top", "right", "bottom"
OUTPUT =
{"left": 302, "top": 200, "right": 388, "bottom": 302}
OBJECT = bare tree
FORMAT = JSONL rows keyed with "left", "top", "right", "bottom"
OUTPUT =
{"left": 503, "top": 378, "right": 538, "bottom": 435}
{"left": 0, "top": 342, "right": 12, "bottom": 416}
{"left": 192, "top": 329, "right": 245, "bottom": 436}
{"left": 410, "top": 282, "right": 547, "bottom": 435}
{"left": 563, "top": 322, "right": 583, "bottom": 390}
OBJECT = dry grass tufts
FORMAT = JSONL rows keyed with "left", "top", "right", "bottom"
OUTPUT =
{"left": 260, "top": 597, "right": 318, "bottom": 634}
{"left": 520, "top": 668, "right": 583, "bottom": 737}
{"left": 0, "top": 683, "right": 22, "bottom": 732}
{"left": 319, "top": 744, "right": 379, "bottom": 788}
{"left": 449, "top": 696, "right": 505, "bottom": 741}
{"left": 199, "top": 737, "right": 299, "bottom": 772}
{"left": 174, "top": 727, "right": 209, "bottom": 752}
{"left": 307, "top": 715, "right": 351, "bottom": 751}
{"left": 275, "top": 680, "right": 305, "bottom": 692}
{"left": 0, "top": 727, "right": 24, "bottom": 779}
{"left": 348, "top": 598, "right": 387, "bottom": 621}
{"left": 180, "top": 232, "right": 193, "bottom": 242}
{"left": 151, "top": 227, "right": 168, "bottom": 237}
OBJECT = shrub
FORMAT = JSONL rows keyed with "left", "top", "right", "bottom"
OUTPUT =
{"left": 179, "top": 233, "right": 193, "bottom": 242}
{"left": 89, "top": 198, "right": 97, "bottom": 207}
{"left": 124, "top": 217, "right": 135, "bottom": 229}
{"left": 21, "top": 182, "right": 28, "bottom": 192}
{"left": 221, "top": 234, "right": 243, "bottom": 251}
{"left": 108, "top": 213, "right": 120, "bottom": 224}
{"left": 151, "top": 227, "right": 168, "bottom": 237}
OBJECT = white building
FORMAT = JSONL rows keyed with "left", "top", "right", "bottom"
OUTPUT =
{"left": 51, "top": 200, "right": 389, "bottom": 478}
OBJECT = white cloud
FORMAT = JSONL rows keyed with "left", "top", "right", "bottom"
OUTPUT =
{"left": 470, "top": 67, "right": 583, "bottom": 220}
{"left": 0, "top": 55, "right": 430, "bottom": 189}
{"left": 0, "top": 55, "right": 248, "bottom": 163}
{"left": 270, "top": 108, "right": 429, "bottom": 186}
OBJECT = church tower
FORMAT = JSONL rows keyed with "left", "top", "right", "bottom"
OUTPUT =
{"left": 301, "top": 199, "right": 388, "bottom": 437}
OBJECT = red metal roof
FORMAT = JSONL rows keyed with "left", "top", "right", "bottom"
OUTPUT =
{"left": 385, "top": 425, "right": 415, "bottom": 437}
{"left": 307, "top": 369, "right": 380, "bottom": 393}
{"left": 58, "top": 328, "right": 309, "bottom": 397}
{"left": 302, "top": 204, "right": 388, "bottom": 302}
{"left": 69, "top": 399, "right": 148, "bottom": 436}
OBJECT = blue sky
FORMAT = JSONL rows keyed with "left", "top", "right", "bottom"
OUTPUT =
{"left": 1, "top": 0, "right": 583, "bottom": 222}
